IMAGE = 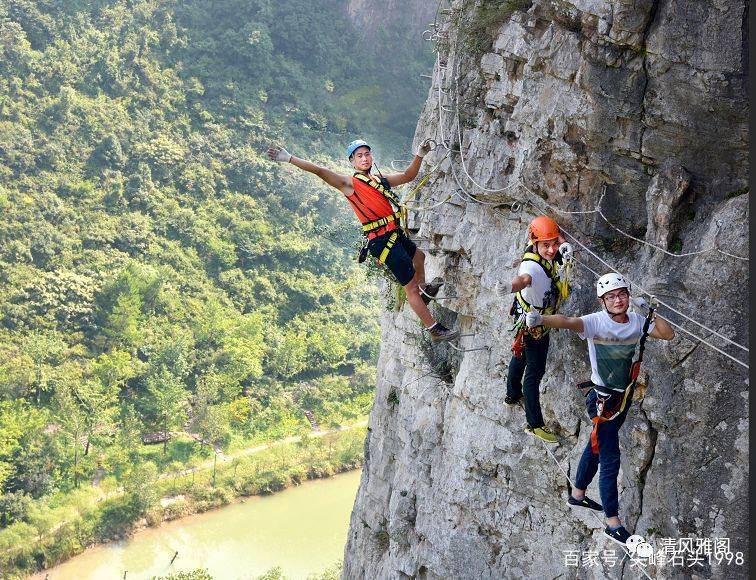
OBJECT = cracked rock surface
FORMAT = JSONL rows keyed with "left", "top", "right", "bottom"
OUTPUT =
{"left": 343, "top": 1, "right": 748, "bottom": 578}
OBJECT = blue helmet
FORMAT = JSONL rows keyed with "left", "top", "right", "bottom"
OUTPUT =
{"left": 346, "top": 139, "right": 371, "bottom": 159}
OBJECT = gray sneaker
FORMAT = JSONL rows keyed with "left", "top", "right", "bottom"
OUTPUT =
{"left": 420, "top": 277, "right": 444, "bottom": 305}
{"left": 427, "top": 323, "right": 460, "bottom": 343}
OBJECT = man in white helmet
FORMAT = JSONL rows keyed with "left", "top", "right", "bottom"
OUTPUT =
{"left": 267, "top": 140, "right": 459, "bottom": 342}
{"left": 525, "top": 272, "right": 674, "bottom": 547}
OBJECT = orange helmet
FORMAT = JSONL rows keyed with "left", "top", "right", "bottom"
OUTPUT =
{"left": 528, "top": 216, "right": 560, "bottom": 243}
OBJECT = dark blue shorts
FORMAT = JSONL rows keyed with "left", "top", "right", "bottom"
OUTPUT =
{"left": 367, "top": 230, "right": 417, "bottom": 286}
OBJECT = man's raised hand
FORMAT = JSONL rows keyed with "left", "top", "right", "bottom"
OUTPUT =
{"left": 267, "top": 146, "right": 292, "bottom": 163}
{"left": 417, "top": 139, "right": 435, "bottom": 158}
{"left": 558, "top": 242, "right": 573, "bottom": 262}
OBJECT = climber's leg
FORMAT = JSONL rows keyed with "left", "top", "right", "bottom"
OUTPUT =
{"left": 521, "top": 333, "right": 549, "bottom": 428}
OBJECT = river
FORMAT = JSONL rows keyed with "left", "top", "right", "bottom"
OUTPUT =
{"left": 33, "top": 469, "right": 362, "bottom": 580}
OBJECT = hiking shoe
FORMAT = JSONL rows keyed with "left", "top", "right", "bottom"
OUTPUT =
{"left": 604, "top": 525, "right": 632, "bottom": 547}
{"left": 420, "top": 278, "right": 444, "bottom": 305}
{"left": 504, "top": 395, "right": 523, "bottom": 408}
{"left": 524, "top": 426, "right": 558, "bottom": 444}
{"left": 427, "top": 323, "right": 460, "bottom": 343}
{"left": 567, "top": 495, "right": 603, "bottom": 511}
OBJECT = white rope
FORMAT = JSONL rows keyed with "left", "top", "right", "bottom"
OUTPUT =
{"left": 435, "top": 53, "right": 748, "bottom": 263}
{"left": 538, "top": 439, "right": 654, "bottom": 580}
{"left": 561, "top": 227, "right": 749, "bottom": 355}
{"left": 572, "top": 255, "right": 749, "bottom": 369}
{"left": 426, "top": 6, "right": 749, "bottom": 367}
{"left": 596, "top": 202, "right": 748, "bottom": 261}
{"left": 404, "top": 194, "right": 455, "bottom": 212}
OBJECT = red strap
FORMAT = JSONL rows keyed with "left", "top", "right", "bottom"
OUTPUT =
{"left": 590, "top": 417, "right": 600, "bottom": 454}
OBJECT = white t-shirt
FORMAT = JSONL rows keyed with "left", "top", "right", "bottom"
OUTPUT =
{"left": 578, "top": 310, "right": 655, "bottom": 392}
{"left": 518, "top": 260, "right": 556, "bottom": 309}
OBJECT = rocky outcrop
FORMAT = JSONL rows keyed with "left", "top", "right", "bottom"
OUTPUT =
{"left": 344, "top": 1, "right": 748, "bottom": 578}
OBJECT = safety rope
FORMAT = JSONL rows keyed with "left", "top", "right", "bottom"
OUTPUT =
{"left": 560, "top": 226, "right": 749, "bottom": 357}
{"left": 422, "top": 39, "right": 750, "bottom": 366}
{"left": 429, "top": 46, "right": 748, "bottom": 264}
{"left": 535, "top": 438, "right": 654, "bottom": 580}
{"left": 571, "top": 255, "right": 748, "bottom": 370}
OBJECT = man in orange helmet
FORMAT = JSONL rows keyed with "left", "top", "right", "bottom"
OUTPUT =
{"left": 498, "top": 216, "right": 572, "bottom": 443}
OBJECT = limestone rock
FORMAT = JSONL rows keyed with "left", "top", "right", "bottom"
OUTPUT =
{"left": 344, "top": 1, "right": 748, "bottom": 578}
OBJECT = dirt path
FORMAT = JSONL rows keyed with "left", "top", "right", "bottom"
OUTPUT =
{"left": 163, "top": 419, "right": 369, "bottom": 481}
{"left": 5, "top": 420, "right": 370, "bottom": 553}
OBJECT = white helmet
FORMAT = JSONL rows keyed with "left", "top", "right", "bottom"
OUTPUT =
{"left": 596, "top": 273, "right": 630, "bottom": 298}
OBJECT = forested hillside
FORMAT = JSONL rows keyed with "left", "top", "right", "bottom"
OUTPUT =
{"left": 0, "top": 0, "right": 432, "bottom": 571}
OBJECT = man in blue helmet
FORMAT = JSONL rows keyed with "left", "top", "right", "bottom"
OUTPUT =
{"left": 267, "top": 140, "right": 459, "bottom": 342}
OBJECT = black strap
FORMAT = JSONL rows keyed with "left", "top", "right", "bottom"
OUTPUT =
{"left": 635, "top": 305, "right": 656, "bottom": 367}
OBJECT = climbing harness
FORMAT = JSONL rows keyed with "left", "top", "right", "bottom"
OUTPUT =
{"left": 351, "top": 172, "right": 403, "bottom": 236}
{"left": 349, "top": 171, "right": 405, "bottom": 267}
{"left": 588, "top": 301, "right": 657, "bottom": 454}
{"left": 511, "top": 327, "right": 526, "bottom": 358}
{"left": 377, "top": 231, "right": 399, "bottom": 264}
{"left": 509, "top": 247, "right": 571, "bottom": 344}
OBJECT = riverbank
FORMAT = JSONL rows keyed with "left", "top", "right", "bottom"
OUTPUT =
{"left": 1, "top": 425, "right": 367, "bottom": 579}
{"left": 32, "top": 471, "right": 360, "bottom": 580}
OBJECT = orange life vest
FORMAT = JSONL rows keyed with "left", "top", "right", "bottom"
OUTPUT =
{"left": 348, "top": 173, "right": 402, "bottom": 239}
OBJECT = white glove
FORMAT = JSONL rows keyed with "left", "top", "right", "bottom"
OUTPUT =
{"left": 526, "top": 311, "right": 543, "bottom": 328}
{"left": 267, "top": 146, "right": 291, "bottom": 163}
{"left": 631, "top": 296, "right": 647, "bottom": 309}
{"left": 495, "top": 281, "right": 512, "bottom": 298}
{"left": 558, "top": 242, "right": 573, "bottom": 262}
{"left": 417, "top": 139, "right": 435, "bottom": 158}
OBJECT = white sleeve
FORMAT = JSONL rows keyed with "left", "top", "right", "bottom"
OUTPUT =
{"left": 634, "top": 312, "right": 656, "bottom": 336}
{"left": 517, "top": 261, "right": 542, "bottom": 282}
{"left": 578, "top": 313, "right": 598, "bottom": 340}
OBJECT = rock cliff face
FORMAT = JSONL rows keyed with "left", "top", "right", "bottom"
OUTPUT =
{"left": 345, "top": 0, "right": 436, "bottom": 41}
{"left": 343, "top": 1, "right": 748, "bottom": 579}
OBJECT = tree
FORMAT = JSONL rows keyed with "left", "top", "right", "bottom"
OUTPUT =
{"left": 20, "top": 330, "right": 67, "bottom": 404}
{"left": 53, "top": 381, "right": 87, "bottom": 488}
{"left": 77, "top": 378, "right": 119, "bottom": 456}
{"left": 192, "top": 370, "right": 232, "bottom": 486}
{"left": 145, "top": 368, "right": 188, "bottom": 454}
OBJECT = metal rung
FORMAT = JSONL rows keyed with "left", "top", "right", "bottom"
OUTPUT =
{"left": 449, "top": 344, "right": 489, "bottom": 353}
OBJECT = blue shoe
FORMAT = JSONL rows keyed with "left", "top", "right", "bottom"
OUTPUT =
{"left": 567, "top": 495, "right": 603, "bottom": 511}
{"left": 604, "top": 525, "right": 632, "bottom": 546}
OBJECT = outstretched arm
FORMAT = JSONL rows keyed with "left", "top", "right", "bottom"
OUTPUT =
{"left": 531, "top": 313, "right": 585, "bottom": 333}
{"left": 268, "top": 146, "right": 352, "bottom": 194}
{"left": 495, "top": 273, "right": 532, "bottom": 299}
{"left": 383, "top": 140, "right": 433, "bottom": 187}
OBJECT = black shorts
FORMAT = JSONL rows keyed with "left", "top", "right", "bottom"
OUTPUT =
{"left": 367, "top": 230, "right": 417, "bottom": 286}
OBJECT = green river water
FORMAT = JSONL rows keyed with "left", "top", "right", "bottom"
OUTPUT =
{"left": 32, "top": 469, "right": 362, "bottom": 580}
